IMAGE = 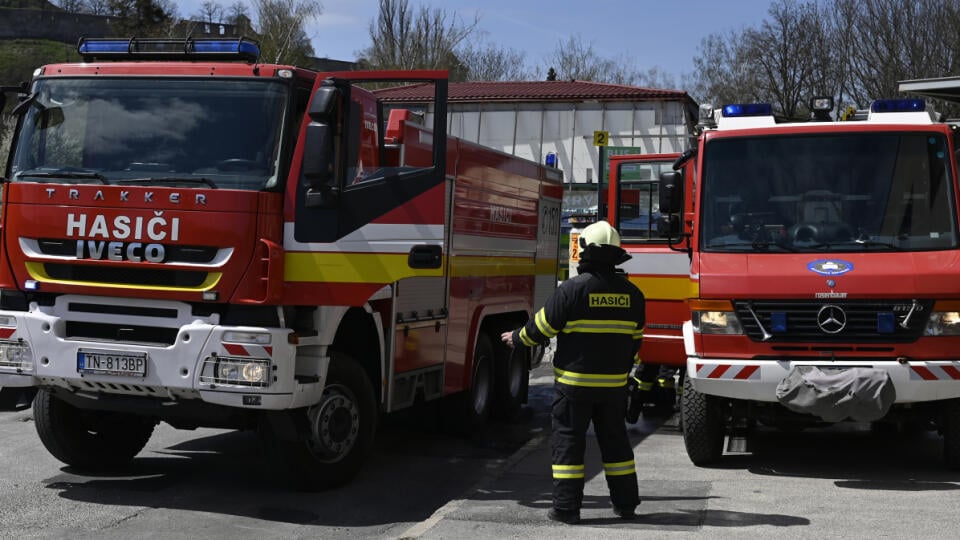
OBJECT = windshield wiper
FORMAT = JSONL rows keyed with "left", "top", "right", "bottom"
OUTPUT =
{"left": 850, "top": 238, "right": 904, "bottom": 250}
{"left": 117, "top": 177, "right": 219, "bottom": 189}
{"left": 708, "top": 240, "right": 797, "bottom": 252}
{"left": 17, "top": 170, "right": 108, "bottom": 184}
{"left": 804, "top": 239, "right": 905, "bottom": 251}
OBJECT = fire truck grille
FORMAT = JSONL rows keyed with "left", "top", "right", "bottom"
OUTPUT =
{"left": 37, "top": 239, "right": 219, "bottom": 264}
{"left": 732, "top": 300, "right": 933, "bottom": 343}
{"left": 44, "top": 263, "right": 208, "bottom": 287}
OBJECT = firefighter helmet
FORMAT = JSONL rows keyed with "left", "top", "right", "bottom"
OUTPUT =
{"left": 579, "top": 220, "right": 621, "bottom": 249}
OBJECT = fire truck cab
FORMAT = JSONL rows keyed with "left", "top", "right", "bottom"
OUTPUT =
{"left": 0, "top": 37, "right": 562, "bottom": 488}
{"left": 657, "top": 98, "right": 960, "bottom": 467}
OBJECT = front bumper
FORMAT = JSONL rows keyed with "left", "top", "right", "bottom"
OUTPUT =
{"left": 0, "top": 295, "right": 312, "bottom": 410}
{"left": 686, "top": 357, "right": 960, "bottom": 403}
{"left": 683, "top": 322, "right": 960, "bottom": 404}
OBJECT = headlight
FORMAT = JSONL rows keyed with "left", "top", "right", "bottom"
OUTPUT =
{"left": 0, "top": 341, "right": 33, "bottom": 371}
{"left": 201, "top": 357, "right": 271, "bottom": 387}
{"left": 692, "top": 311, "right": 744, "bottom": 335}
{"left": 924, "top": 311, "right": 960, "bottom": 336}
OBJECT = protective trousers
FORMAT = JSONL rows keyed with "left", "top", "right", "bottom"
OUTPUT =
{"left": 551, "top": 384, "right": 639, "bottom": 512}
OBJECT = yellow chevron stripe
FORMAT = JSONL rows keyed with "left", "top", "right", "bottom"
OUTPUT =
{"left": 285, "top": 252, "right": 552, "bottom": 283}
{"left": 628, "top": 275, "right": 698, "bottom": 301}
{"left": 285, "top": 252, "right": 443, "bottom": 282}
{"left": 535, "top": 258, "right": 558, "bottom": 275}
{"left": 450, "top": 256, "right": 535, "bottom": 277}
{"left": 25, "top": 262, "right": 222, "bottom": 291}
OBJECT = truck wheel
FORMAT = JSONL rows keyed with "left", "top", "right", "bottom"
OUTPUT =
{"left": 263, "top": 353, "right": 378, "bottom": 491}
{"left": 493, "top": 344, "right": 527, "bottom": 419}
{"left": 33, "top": 388, "right": 155, "bottom": 470}
{"left": 680, "top": 375, "right": 725, "bottom": 465}
{"left": 942, "top": 399, "right": 960, "bottom": 469}
{"left": 442, "top": 333, "right": 494, "bottom": 432}
{"left": 465, "top": 333, "right": 495, "bottom": 425}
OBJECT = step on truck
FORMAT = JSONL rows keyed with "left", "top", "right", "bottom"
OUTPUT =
{"left": 652, "top": 97, "right": 960, "bottom": 467}
{"left": 0, "top": 37, "right": 563, "bottom": 489}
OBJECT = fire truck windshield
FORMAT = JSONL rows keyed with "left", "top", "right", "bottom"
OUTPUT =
{"left": 700, "top": 132, "right": 957, "bottom": 252}
{"left": 8, "top": 77, "right": 288, "bottom": 190}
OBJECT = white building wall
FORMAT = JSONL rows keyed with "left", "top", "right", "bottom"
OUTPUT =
{"left": 431, "top": 99, "right": 691, "bottom": 185}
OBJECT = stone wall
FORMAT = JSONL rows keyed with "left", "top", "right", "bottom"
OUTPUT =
{"left": 0, "top": 8, "right": 113, "bottom": 44}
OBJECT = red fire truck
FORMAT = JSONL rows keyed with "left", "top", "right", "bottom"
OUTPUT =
{"left": 614, "top": 98, "right": 960, "bottom": 467}
{"left": 603, "top": 153, "right": 691, "bottom": 408}
{"left": 0, "top": 37, "right": 562, "bottom": 488}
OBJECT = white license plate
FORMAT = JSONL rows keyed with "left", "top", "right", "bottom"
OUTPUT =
{"left": 77, "top": 349, "right": 147, "bottom": 377}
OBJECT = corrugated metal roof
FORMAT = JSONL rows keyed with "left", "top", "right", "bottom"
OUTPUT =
{"left": 374, "top": 80, "right": 693, "bottom": 103}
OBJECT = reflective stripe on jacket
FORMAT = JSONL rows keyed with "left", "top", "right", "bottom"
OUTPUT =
{"left": 514, "top": 268, "right": 644, "bottom": 388}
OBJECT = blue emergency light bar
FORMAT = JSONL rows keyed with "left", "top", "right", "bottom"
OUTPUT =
{"left": 721, "top": 103, "right": 773, "bottom": 118}
{"left": 870, "top": 98, "right": 925, "bottom": 113}
{"left": 77, "top": 37, "right": 260, "bottom": 63}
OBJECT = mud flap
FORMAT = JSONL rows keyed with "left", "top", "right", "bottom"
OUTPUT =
{"left": 775, "top": 366, "right": 895, "bottom": 422}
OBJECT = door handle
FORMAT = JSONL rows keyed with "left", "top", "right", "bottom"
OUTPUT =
{"left": 408, "top": 244, "right": 442, "bottom": 269}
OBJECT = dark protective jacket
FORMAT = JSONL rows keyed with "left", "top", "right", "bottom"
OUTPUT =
{"left": 514, "top": 262, "right": 645, "bottom": 388}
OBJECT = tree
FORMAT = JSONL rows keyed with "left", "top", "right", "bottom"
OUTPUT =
{"left": 690, "top": 31, "right": 747, "bottom": 107}
{"left": 547, "top": 35, "right": 608, "bottom": 81}
{"left": 836, "top": 0, "right": 959, "bottom": 106}
{"left": 85, "top": 0, "right": 111, "bottom": 15}
{"left": 106, "top": 0, "right": 177, "bottom": 37}
{"left": 545, "top": 35, "right": 648, "bottom": 84}
{"left": 226, "top": 2, "right": 251, "bottom": 25}
{"left": 195, "top": 0, "right": 224, "bottom": 24}
{"left": 252, "top": 0, "right": 322, "bottom": 65}
{"left": 689, "top": 0, "right": 960, "bottom": 119}
{"left": 458, "top": 41, "right": 531, "bottom": 81}
{"left": 55, "top": 0, "right": 86, "bottom": 12}
{"left": 741, "top": 0, "right": 829, "bottom": 120}
{"left": 359, "top": 0, "right": 478, "bottom": 75}
{"left": 226, "top": 1, "right": 254, "bottom": 36}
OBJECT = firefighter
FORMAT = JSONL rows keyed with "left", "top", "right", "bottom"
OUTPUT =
{"left": 501, "top": 220, "right": 644, "bottom": 525}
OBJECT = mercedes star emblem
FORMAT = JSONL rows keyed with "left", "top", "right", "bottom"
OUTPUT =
{"left": 817, "top": 304, "right": 847, "bottom": 334}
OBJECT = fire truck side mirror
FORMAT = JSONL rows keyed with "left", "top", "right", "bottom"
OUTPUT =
{"left": 308, "top": 84, "right": 340, "bottom": 122}
{"left": 658, "top": 170, "right": 683, "bottom": 215}
{"left": 302, "top": 85, "right": 343, "bottom": 208}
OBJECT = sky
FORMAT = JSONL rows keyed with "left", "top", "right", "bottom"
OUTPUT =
{"left": 172, "top": 0, "right": 776, "bottom": 87}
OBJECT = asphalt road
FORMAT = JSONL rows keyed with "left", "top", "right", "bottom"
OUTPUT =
{"left": 2, "top": 351, "right": 960, "bottom": 539}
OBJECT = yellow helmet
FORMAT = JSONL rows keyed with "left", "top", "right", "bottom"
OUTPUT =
{"left": 579, "top": 220, "right": 621, "bottom": 249}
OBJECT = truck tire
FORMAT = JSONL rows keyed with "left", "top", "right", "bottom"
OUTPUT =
{"left": 263, "top": 353, "right": 378, "bottom": 491}
{"left": 493, "top": 344, "right": 527, "bottom": 420}
{"left": 942, "top": 399, "right": 960, "bottom": 469}
{"left": 680, "top": 375, "right": 725, "bottom": 465}
{"left": 442, "top": 333, "right": 494, "bottom": 432}
{"left": 33, "top": 388, "right": 155, "bottom": 470}
{"left": 465, "top": 333, "right": 495, "bottom": 425}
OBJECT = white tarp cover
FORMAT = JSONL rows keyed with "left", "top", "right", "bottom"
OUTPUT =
{"left": 775, "top": 366, "right": 896, "bottom": 422}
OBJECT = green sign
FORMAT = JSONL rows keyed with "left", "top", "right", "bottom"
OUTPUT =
{"left": 601, "top": 146, "right": 643, "bottom": 182}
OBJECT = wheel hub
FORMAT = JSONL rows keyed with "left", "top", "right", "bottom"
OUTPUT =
{"left": 307, "top": 384, "right": 360, "bottom": 462}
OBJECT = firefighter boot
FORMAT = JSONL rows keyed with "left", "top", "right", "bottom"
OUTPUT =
{"left": 548, "top": 508, "right": 581, "bottom": 525}
{"left": 613, "top": 504, "right": 638, "bottom": 520}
